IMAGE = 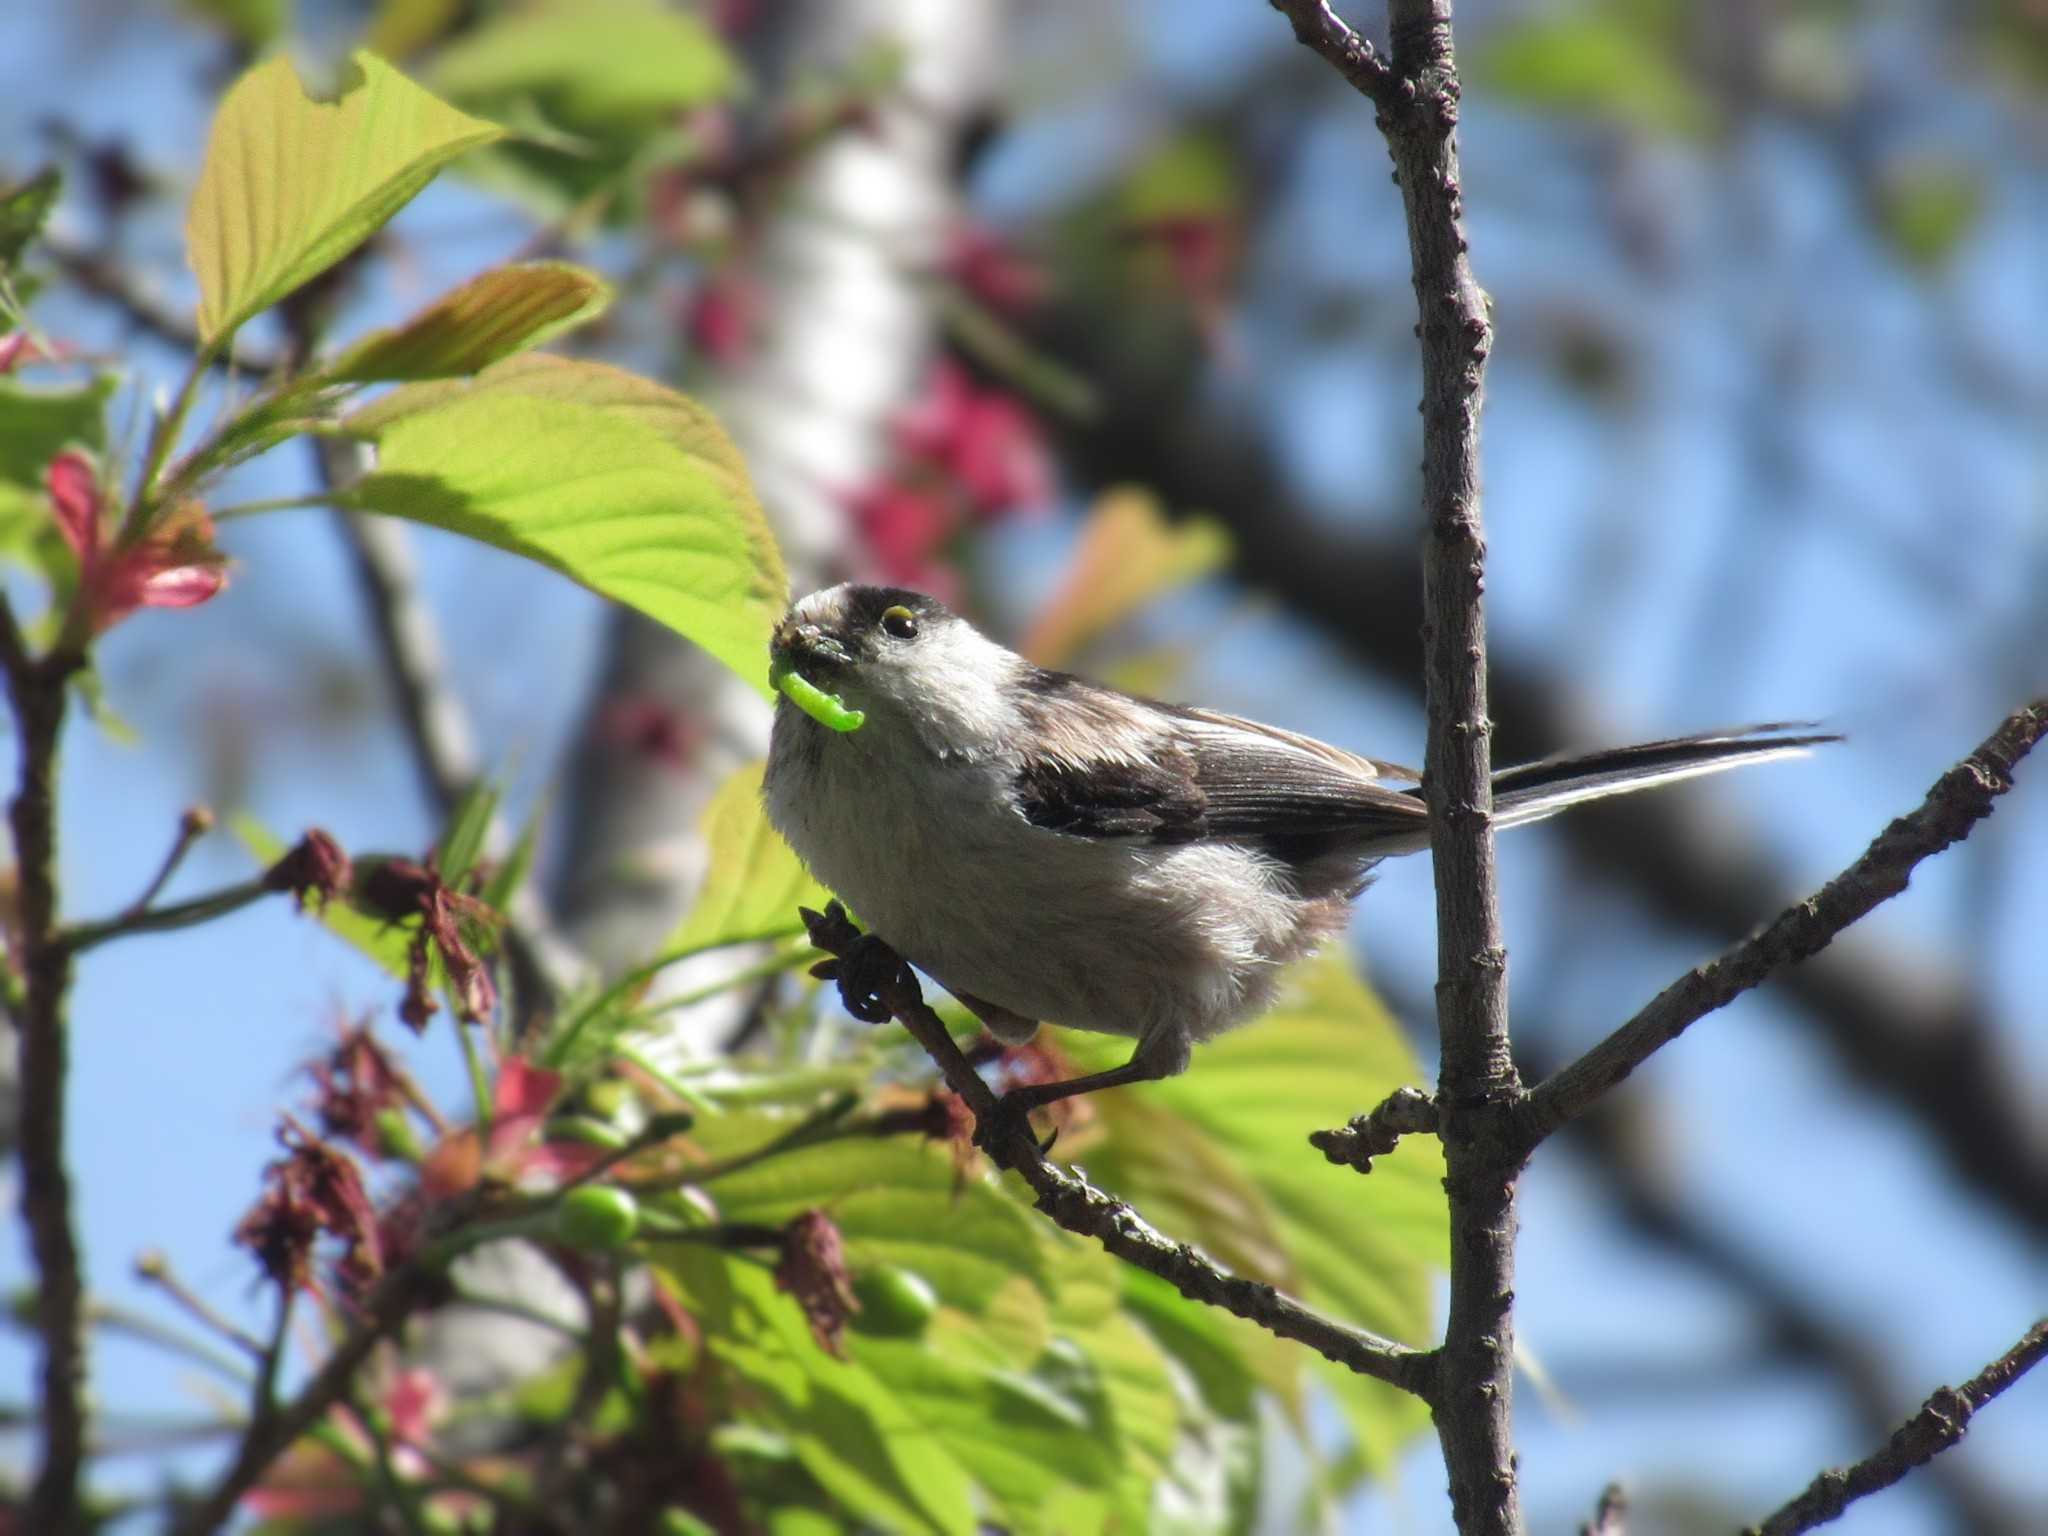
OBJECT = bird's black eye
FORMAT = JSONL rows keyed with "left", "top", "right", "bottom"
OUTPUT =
{"left": 880, "top": 605, "right": 919, "bottom": 640}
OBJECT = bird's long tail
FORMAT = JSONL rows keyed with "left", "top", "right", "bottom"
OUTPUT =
{"left": 1485, "top": 723, "right": 1838, "bottom": 830}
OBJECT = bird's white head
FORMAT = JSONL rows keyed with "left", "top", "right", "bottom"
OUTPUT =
{"left": 768, "top": 584, "right": 1022, "bottom": 758}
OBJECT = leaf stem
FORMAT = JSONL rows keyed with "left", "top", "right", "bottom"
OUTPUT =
{"left": 129, "top": 349, "right": 215, "bottom": 534}
{"left": 61, "top": 879, "right": 272, "bottom": 955}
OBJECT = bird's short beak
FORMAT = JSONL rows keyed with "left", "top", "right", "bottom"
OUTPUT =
{"left": 769, "top": 618, "right": 852, "bottom": 679}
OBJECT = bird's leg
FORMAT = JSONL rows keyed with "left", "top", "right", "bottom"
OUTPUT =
{"left": 948, "top": 987, "right": 1040, "bottom": 1046}
{"left": 977, "top": 1029, "right": 1188, "bottom": 1153}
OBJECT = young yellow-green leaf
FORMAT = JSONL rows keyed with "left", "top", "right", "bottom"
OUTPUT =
{"left": 346, "top": 354, "right": 786, "bottom": 694}
{"left": 326, "top": 261, "right": 612, "bottom": 382}
{"left": 187, "top": 50, "right": 503, "bottom": 344}
{"left": 1020, "top": 486, "right": 1231, "bottom": 666}
{"left": 666, "top": 761, "right": 826, "bottom": 955}
{"left": 432, "top": 0, "right": 740, "bottom": 129}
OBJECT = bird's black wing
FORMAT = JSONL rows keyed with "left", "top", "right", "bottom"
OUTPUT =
{"left": 1008, "top": 678, "right": 1424, "bottom": 848}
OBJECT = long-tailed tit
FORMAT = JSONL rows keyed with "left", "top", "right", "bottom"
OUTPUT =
{"left": 763, "top": 583, "right": 1832, "bottom": 1125}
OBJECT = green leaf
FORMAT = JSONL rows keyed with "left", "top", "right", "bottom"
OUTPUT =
{"left": 1474, "top": 12, "right": 1713, "bottom": 138}
{"left": 347, "top": 354, "right": 785, "bottom": 694}
{"left": 667, "top": 761, "right": 827, "bottom": 955}
{"left": 435, "top": 779, "right": 499, "bottom": 886}
{"left": 326, "top": 261, "right": 612, "bottom": 382}
{"left": 1065, "top": 948, "right": 1446, "bottom": 1353}
{"left": 706, "top": 1135, "right": 1047, "bottom": 1319}
{"left": 432, "top": 0, "right": 740, "bottom": 130}
{"left": 479, "top": 798, "right": 543, "bottom": 913}
{"left": 0, "top": 168, "right": 61, "bottom": 272}
{"left": 186, "top": 50, "right": 503, "bottom": 344}
{"left": 0, "top": 376, "right": 113, "bottom": 486}
{"left": 1874, "top": 158, "right": 1985, "bottom": 270}
{"left": 0, "top": 376, "right": 114, "bottom": 589}
{"left": 662, "top": 1251, "right": 977, "bottom": 1536}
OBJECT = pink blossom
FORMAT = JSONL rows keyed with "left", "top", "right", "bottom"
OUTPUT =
{"left": 685, "top": 270, "right": 758, "bottom": 365}
{"left": 46, "top": 451, "right": 227, "bottom": 632}
{"left": 847, "top": 475, "right": 955, "bottom": 582}
{"left": 0, "top": 332, "right": 52, "bottom": 373}
{"left": 951, "top": 390, "right": 1052, "bottom": 517}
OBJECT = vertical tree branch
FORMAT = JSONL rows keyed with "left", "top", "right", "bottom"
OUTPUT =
{"left": 2, "top": 597, "right": 88, "bottom": 1534}
{"left": 1274, "top": 3, "right": 1518, "bottom": 1529}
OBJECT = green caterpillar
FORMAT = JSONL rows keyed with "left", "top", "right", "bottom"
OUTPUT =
{"left": 770, "top": 661, "right": 866, "bottom": 732}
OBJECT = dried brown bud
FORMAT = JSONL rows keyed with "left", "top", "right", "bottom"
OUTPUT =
{"left": 263, "top": 829, "right": 353, "bottom": 913}
{"left": 775, "top": 1209, "right": 859, "bottom": 1358}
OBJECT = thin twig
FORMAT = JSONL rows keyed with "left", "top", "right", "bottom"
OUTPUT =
{"left": 1268, "top": 1, "right": 1400, "bottom": 107}
{"left": 349, "top": 1379, "right": 430, "bottom": 1536}
{"left": 170, "top": 1268, "right": 436, "bottom": 1536}
{"left": 1521, "top": 699, "right": 2048, "bottom": 1146}
{"left": 3, "top": 591, "right": 90, "bottom": 1535}
{"left": 61, "top": 879, "right": 273, "bottom": 955}
{"left": 134, "top": 1249, "right": 267, "bottom": 1359}
{"left": 1745, "top": 1319, "right": 2048, "bottom": 1536}
{"left": 800, "top": 904, "right": 1437, "bottom": 1399}
{"left": 249, "top": 1287, "right": 295, "bottom": 1434}
{"left": 1309, "top": 1086, "right": 1438, "bottom": 1172}
{"left": 120, "top": 806, "right": 215, "bottom": 918}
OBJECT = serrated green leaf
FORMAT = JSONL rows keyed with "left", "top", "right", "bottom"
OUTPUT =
{"left": 432, "top": 0, "right": 740, "bottom": 129}
{"left": 347, "top": 354, "right": 785, "bottom": 694}
{"left": 667, "top": 761, "right": 827, "bottom": 955}
{"left": 186, "top": 50, "right": 503, "bottom": 344}
{"left": 326, "top": 261, "right": 612, "bottom": 382}
{"left": 0, "top": 168, "right": 62, "bottom": 272}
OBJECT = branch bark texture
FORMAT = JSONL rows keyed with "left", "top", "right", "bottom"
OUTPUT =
{"left": 1746, "top": 1318, "right": 2048, "bottom": 1536}
{"left": 1275, "top": 1, "right": 1520, "bottom": 1527}
{"left": 801, "top": 904, "right": 1438, "bottom": 1399}
{"left": 3, "top": 607, "right": 87, "bottom": 1535}
{"left": 1523, "top": 698, "right": 2048, "bottom": 1144}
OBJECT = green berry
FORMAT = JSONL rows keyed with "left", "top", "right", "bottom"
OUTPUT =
{"left": 851, "top": 1267, "right": 939, "bottom": 1337}
{"left": 554, "top": 1186, "right": 640, "bottom": 1250}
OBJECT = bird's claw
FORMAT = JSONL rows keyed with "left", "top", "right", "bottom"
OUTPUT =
{"left": 833, "top": 932, "right": 908, "bottom": 1024}
{"left": 973, "top": 1092, "right": 1058, "bottom": 1161}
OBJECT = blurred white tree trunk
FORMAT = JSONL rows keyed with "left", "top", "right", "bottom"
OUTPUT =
{"left": 556, "top": 0, "right": 1003, "bottom": 1003}
{"left": 419, "top": 0, "right": 1007, "bottom": 1409}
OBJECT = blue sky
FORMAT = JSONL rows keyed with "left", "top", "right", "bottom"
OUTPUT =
{"left": 3, "top": 3, "right": 2044, "bottom": 1532}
